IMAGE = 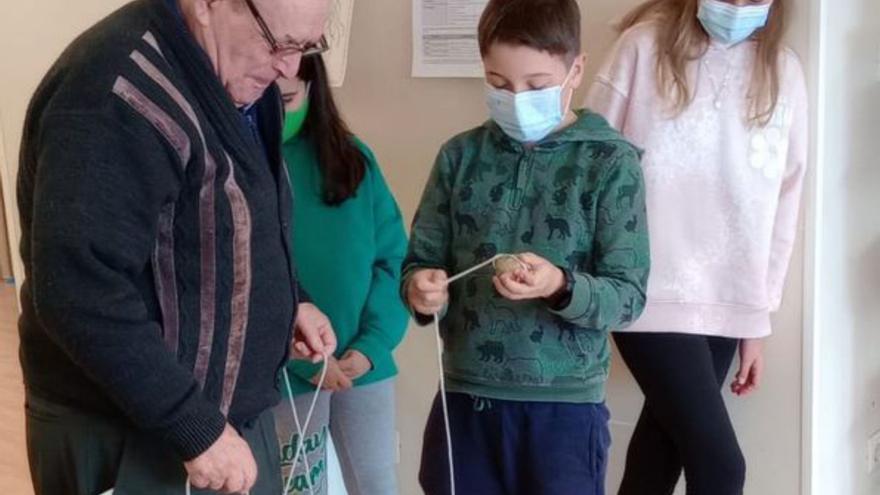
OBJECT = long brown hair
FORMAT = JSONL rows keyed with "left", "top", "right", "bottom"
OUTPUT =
{"left": 619, "top": 0, "right": 787, "bottom": 126}
{"left": 298, "top": 55, "right": 367, "bottom": 206}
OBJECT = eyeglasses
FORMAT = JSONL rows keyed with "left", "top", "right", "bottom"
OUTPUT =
{"left": 243, "top": 0, "right": 329, "bottom": 57}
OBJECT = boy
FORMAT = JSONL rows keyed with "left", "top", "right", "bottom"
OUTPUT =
{"left": 402, "top": 0, "right": 651, "bottom": 493}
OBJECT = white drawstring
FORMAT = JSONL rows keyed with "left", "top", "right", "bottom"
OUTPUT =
{"left": 184, "top": 356, "right": 330, "bottom": 495}
{"left": 287, "top": 380, "right": 314, "bottom": 495}
{"left": 431, "top": 253, "right": 525, "bottom": 495}
{"left": 282, "top": 358, "right": 329, "bottom": 495}
{"left": 433, "top": 312, "right": 456, "bottom": 495}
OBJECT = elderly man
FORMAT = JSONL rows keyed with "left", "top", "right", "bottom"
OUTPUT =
{"left": 17, "top": 0, "right": 335, "bottom": 493}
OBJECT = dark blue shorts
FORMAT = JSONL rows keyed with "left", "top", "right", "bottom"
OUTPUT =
{"left": 419, "top": 392, "right": 611, "bottom": 495}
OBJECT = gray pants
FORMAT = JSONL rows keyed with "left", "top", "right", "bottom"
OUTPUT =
{"left": 274, "top": 379, "right": 398, "bottom": 495}
{"left": 25, "top": 391, "right": 282, "bottom": 495}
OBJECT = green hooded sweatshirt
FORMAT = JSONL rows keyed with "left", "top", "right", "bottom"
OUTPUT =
{"left": 402, "top": 110, "right": 650, "bottom": 403}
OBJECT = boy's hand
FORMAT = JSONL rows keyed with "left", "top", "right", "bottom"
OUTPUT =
{"left": 493, "top": 253, "right": 565, "bottom": 301}
{"left": 407, "top": 269, "right": 449, "bottom": 315}
{"left": 313, "top": 356, "right": 353, "bottom": 391}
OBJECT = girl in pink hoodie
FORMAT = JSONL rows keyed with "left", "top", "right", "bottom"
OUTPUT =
{"left": 586, "top": 0, "right": 807, "bottom": 493}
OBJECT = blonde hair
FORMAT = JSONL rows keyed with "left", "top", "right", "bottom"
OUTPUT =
{"left": 619, "top": 0, "right": 787, "bottom": 126}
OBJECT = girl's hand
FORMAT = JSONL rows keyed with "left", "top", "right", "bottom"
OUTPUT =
{"left": 338, "top": 350, "right": 372, "bottom": 381}
{"left": 313, "top": 356, "right": 353, "bottom": 391}
{"left": 407, "top": 269, "right": 449, "bottom": 316}
{"left": 731, "top": 338, "right": 764, "bottom": 397}
{"left": 493, "top": 252, "right": 565, "bottom": 301}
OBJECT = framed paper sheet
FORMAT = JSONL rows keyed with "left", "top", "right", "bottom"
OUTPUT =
{"left": 412, "top": 0, "right": 488, "bottom": 78}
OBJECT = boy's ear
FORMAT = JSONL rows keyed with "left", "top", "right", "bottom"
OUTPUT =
{"left": 568, "top": 52, "right": 588, "bottom": 90}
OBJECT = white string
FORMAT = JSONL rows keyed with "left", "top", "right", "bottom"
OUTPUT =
{"left": 183, "top": 357, "right": 329, "bottom": 495}
{"left": 431, "top": 253, "right": 525, "bottom": 495}
{"left": 289, "top": 393, "right": 314, "bottom": 495}
{"left": 282, "top": 357, "right": 329, "bottom": 495}
{"left": 432, "top": 312, "right": 456, "bottom": 495}
{"left": 446, "top": 254, "right": 504, "bottom": 284}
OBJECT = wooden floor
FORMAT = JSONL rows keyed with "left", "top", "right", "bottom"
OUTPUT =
{"left": 0, "top": 285, "right": 33, "bottom": 495}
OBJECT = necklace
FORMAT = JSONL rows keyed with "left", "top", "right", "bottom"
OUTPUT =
{"left": 702, "top": 55, "right": 734, "bottom": 110}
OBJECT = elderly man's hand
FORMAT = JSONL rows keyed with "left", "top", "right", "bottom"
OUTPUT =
{"left": 292, "top": 303, "right": 337, "bottom": 363}
{"left": 184, "top": 423, "right": 257, "bottom": 494}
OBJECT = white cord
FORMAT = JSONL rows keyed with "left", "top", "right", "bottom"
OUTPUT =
{"left": 446, "top": 254, "right": 504, "bottom": 285}
{"left": 431, "top": 253, "right": 525, "bottom": 495}
{"left": 282, "top": 357, "right": 329, "bottom": 495}
{"left": 182, "top": 358, "right": 329, "bottom": 495}
{"left": 433, "top": 312, "right": 456, "bottom": 495}
{"left": 289, "top": 393, "right": 314, "bottom": 495}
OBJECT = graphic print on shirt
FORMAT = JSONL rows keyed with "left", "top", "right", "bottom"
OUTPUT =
{"left": 439, "top": 139, "right": 627, "bottom": 387}
{"left": 748, "top": 100, "right": 793, "bottom": 180}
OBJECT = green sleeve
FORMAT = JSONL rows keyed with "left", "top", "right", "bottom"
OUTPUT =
{"left": 348, "top": 149, "right": 411, "bottom": 367}
{"left": 400, "top": 147, "right": 454, "bottom": 324}
{"left": 286, "top": 360, "right": 321, "bottom": 386}
{"left": 552, "top": 147, "right": 651, "bottom": 330}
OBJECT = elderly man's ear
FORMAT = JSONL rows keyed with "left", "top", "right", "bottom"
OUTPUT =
{"left": 180, "top": 0, "right": 214, "bottom": 28}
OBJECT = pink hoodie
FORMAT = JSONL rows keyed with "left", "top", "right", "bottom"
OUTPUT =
{"left": 586, "top": 22, "right": 808, "bottom": 339}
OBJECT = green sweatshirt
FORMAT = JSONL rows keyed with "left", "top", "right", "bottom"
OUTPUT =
{"left": 284, "top": 136, "right": 409, "bottom": 395}
{"left": 403, "top": 110, "right": 650, "bottom": 403}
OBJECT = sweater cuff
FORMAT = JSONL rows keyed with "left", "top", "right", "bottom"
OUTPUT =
{"left": 287, "top": 359, "right": 322, "bottom": 387}
{"left": 160, "top": 401, "right": 227, "bottom": 461}
{"left": 348, "top": 335, "right": 386, "bottom": 371}
{"left": 768, "top": 288, "right": 784, "bottom": 313}
{"left": 296, "top": 281, "right": 312, "bottom": 304}
{"left": 413, "top": 303, "right": 448, "bottom": 326}
{"left": 544, "top": 266, "right": 574, "bottom": 310}
{"left": 550, "top": 273, "right": 593, "bottom": 322}
{"left": 402, "top": 273, "right": 448, "bottom": 325}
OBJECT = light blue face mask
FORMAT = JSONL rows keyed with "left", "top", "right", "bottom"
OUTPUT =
{"left": 485, "top": 69, "right": 574, "bottom": 143}
{"left": 697, "top": 0, "right": 771, "bottom": 47}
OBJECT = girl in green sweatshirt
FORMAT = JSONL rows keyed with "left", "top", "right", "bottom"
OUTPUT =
{"left": 273, "top": 56, "right": 409, "bottom": 495}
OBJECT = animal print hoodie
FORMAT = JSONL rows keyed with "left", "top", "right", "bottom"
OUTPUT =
{"left": 403, "top": 110, "right": 651, "bottom": 403}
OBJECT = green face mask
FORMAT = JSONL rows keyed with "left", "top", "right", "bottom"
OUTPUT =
{"left": 282, "top": 96, "right": 310, "bottom": 143}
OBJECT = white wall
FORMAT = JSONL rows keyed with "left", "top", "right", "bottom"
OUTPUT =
{"left": 0, "top": 0, "right": 136, "bottom": 298}
{"left": 810, "top": 0, "right": 880, "bottom": 492}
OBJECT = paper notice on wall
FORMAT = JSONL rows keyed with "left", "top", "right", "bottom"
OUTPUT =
{"left": 412, "top": 0, "right": 488, "bottom": 78}
{"left": 323, "top": 0, "right": 355, "bottom": 87}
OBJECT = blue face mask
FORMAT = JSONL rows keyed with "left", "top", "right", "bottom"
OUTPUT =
{"left": 485, "top": 69, "right": 574, "bottom": 143}
{"left": 698, "top": 0, "right": 771, "bottom": 47}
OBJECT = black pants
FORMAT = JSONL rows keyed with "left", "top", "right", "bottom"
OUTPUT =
{"left": 613, "top": 333, "right": 746, "bottom": 495}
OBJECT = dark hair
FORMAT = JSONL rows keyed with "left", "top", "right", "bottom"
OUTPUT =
{"left": 298, "top": 55, "right": 367, "bottom": 206}
{"left": 478, "top": 0, "right": 581, "bottom": 63}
